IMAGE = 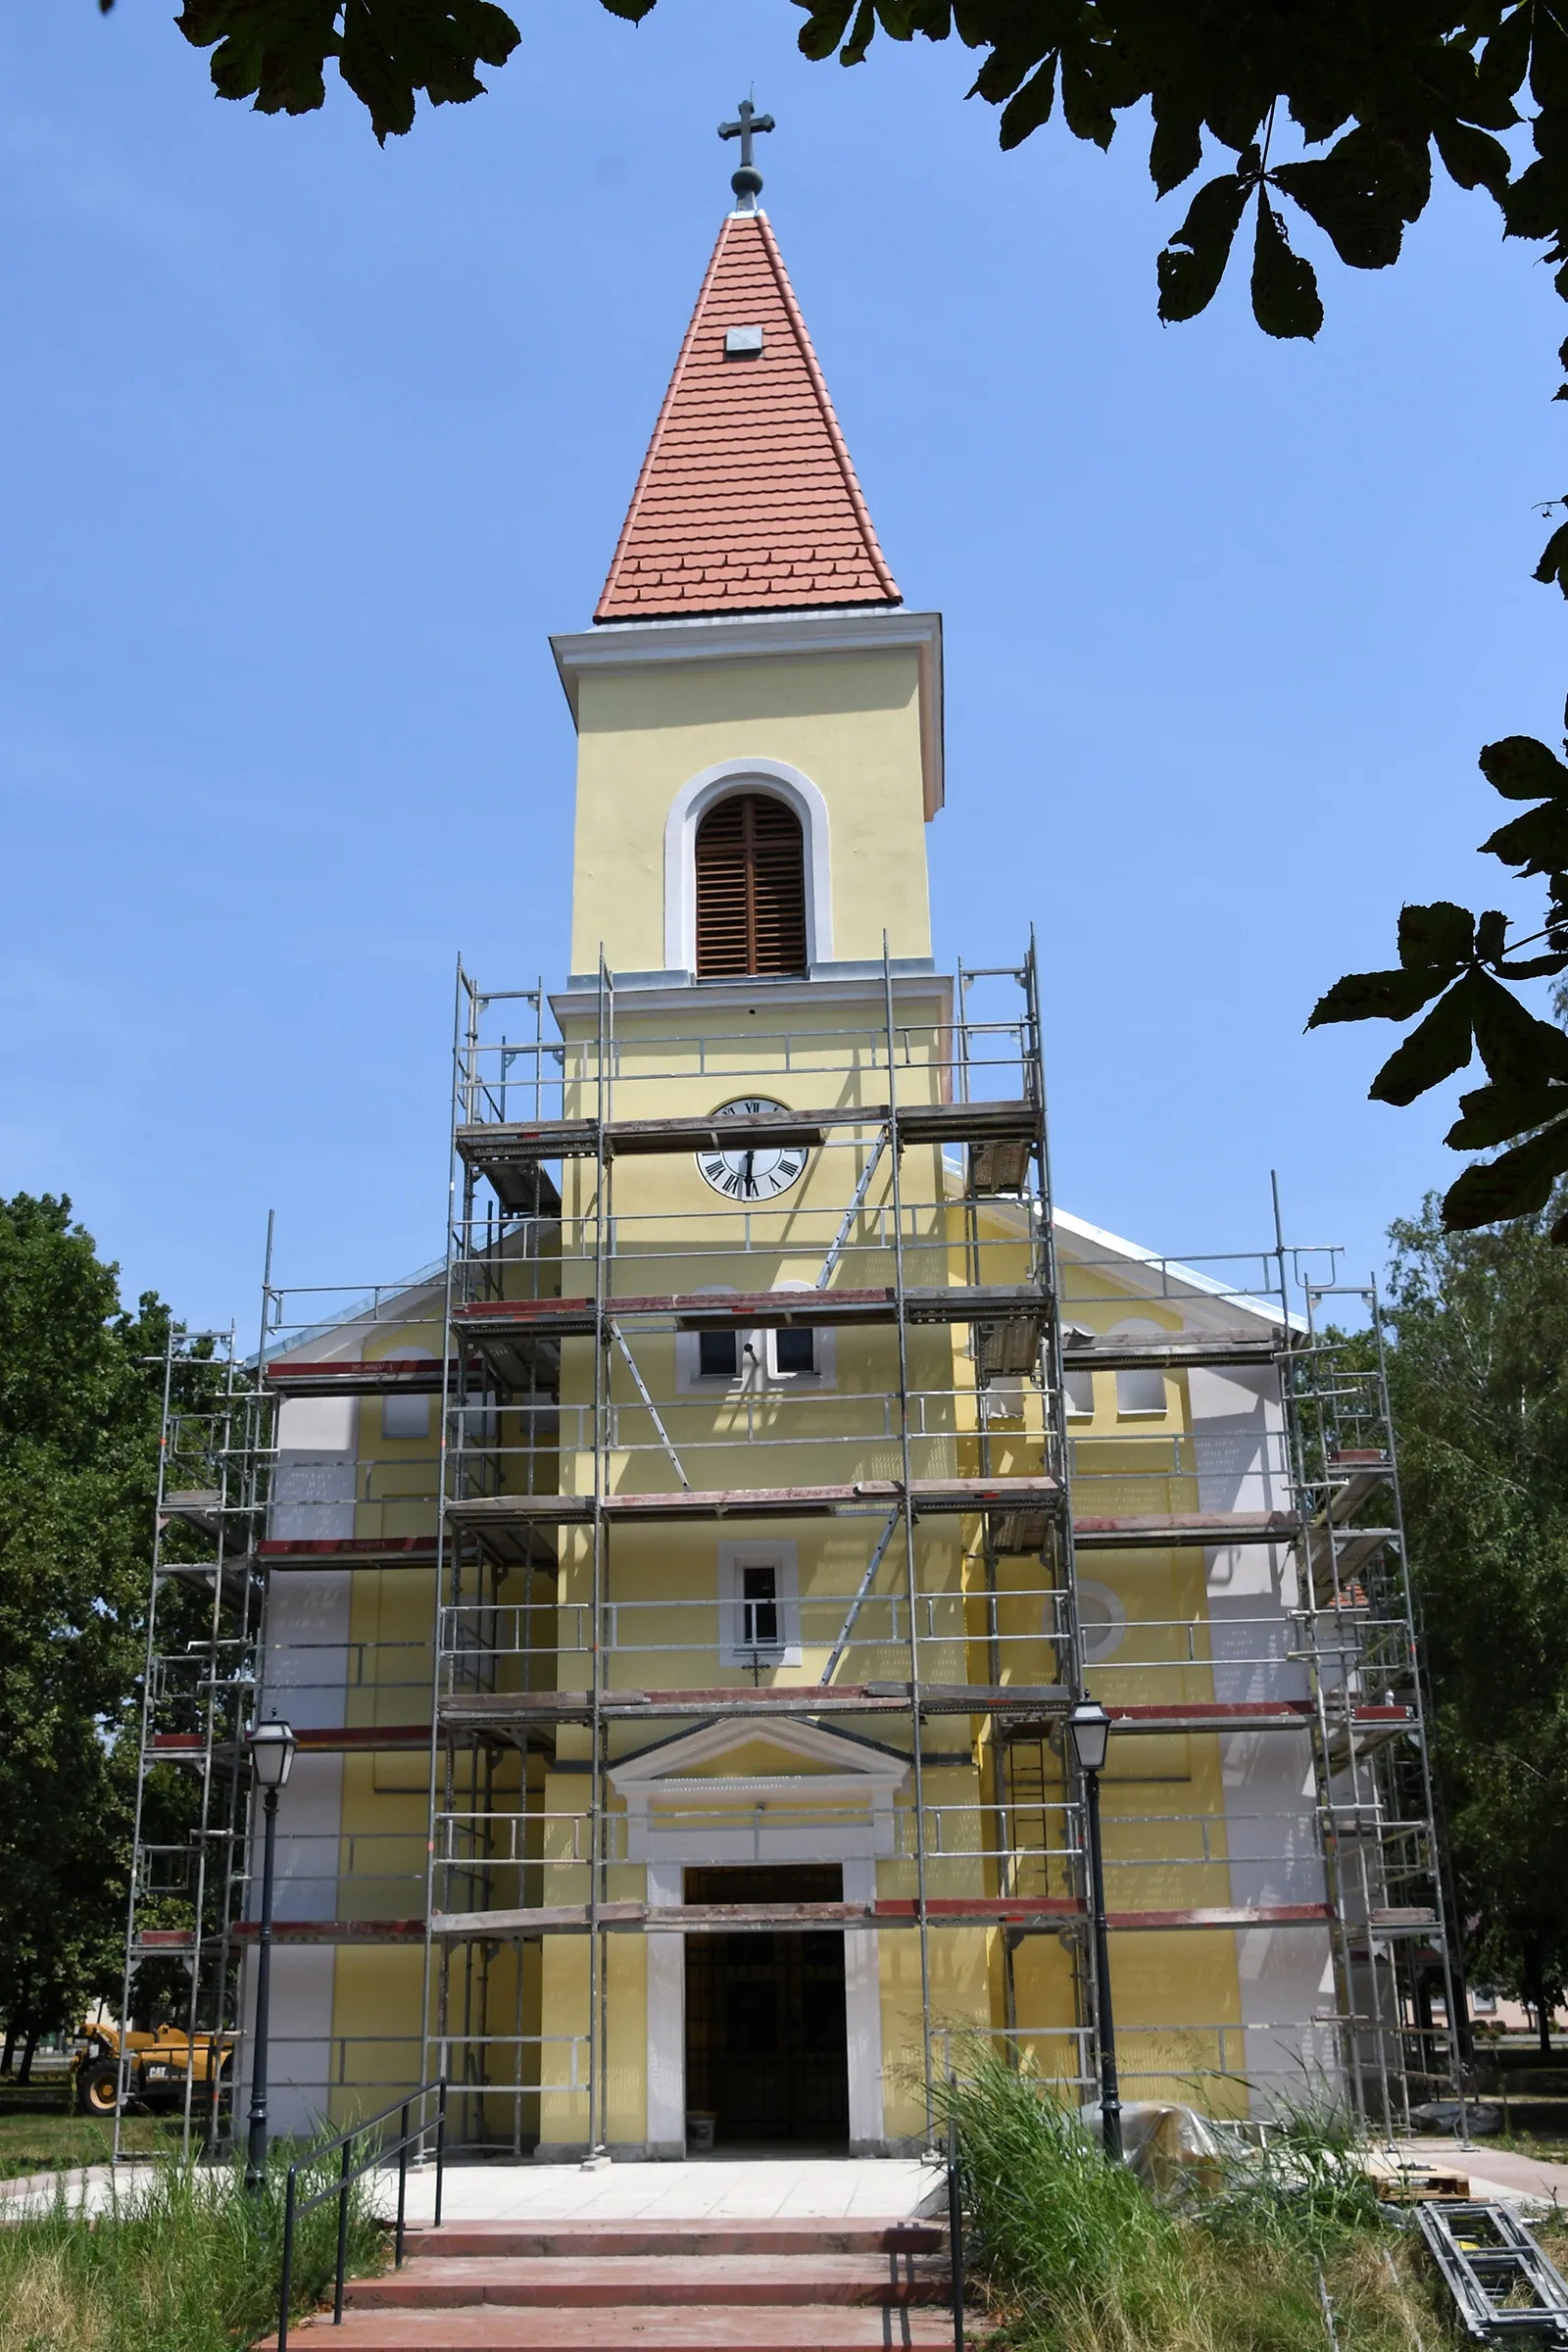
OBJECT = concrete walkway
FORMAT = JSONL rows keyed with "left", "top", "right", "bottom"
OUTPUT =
{"left": 1402, "top": 2136, "right": 1568, "bottom": 2211}
{"left": 0, "top": 2155, "right": 946, "bottom": 2227}
{"left": 4, "top": 2140, "right": 1562, "bottom": 2226}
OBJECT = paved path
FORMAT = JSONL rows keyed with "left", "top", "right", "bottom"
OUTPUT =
{"left": 0, "top": 2155, "right": 945, "bottom": 2227}
{"left": 1402, "top": 2136, "right": 1568, "bottom": 2211}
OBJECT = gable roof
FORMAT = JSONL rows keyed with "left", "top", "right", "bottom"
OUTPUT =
{"left": 595, "top": 211, "right": 901, "bottom": 623}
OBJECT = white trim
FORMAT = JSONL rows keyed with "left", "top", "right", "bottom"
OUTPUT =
{"left": 611, "top": 1719, "right": 903, "bottom": 2153}
{"left": 663, "top": 759, "right": 832, "bottom": 975}
{"left": 551, "top": 609, "right": 945, "bottom": 820}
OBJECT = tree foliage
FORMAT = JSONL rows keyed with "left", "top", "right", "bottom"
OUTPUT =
{"left": 0, "top": 1195, "right": 177, "bottom": 2060}
{"left": 1383, "top": 1194, "right": 1568, "bottom": 2038}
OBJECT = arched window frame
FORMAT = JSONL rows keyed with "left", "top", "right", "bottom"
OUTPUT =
{"left": 664, "top": 759, "right": 832, "bottom": 978}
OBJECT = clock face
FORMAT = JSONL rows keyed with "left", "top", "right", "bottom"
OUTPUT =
{"left": 697, "top": 1098, "right": 809, "bottom": 1201}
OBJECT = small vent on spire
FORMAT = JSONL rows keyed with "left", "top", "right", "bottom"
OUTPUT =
{"left": 725, "top": 324, "right": 763, "bottom": 358}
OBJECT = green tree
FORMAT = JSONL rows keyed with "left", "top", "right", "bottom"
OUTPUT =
{"left": 0, "top": 1195, "right": 172, "bottom": 2077}
{"left": 1383, "top": 1195, "right": 1568, "bottom": 2049}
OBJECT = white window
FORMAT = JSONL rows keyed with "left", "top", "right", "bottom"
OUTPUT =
{"left": 719, "top": 1540, "right": 802, "bottom": 1668}
{"left": 763, "top": 1280, "right": 836, "bottom": 1388}
{"left": 675, "top": 1291, "right": 762, "bottom": 1395}
{"left": 1063, "top": 1370, "right": 1095, "bottom": 1420}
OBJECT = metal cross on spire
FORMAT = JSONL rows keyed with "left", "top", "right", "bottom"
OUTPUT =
{"left": 718, "top": 96, "right": 774, "bottom": 213}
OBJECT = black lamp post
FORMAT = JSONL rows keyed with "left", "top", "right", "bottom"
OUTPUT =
{"left": 245, "top": 1718, "right": 297, "bottom": 2192}
{"left": 1068, "top": 1697, "right": 1123, "bottom": 2164}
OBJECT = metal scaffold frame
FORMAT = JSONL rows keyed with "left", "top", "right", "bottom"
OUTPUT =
{"left": 117, "top": 939, "right": 1463, "bottom": 2159}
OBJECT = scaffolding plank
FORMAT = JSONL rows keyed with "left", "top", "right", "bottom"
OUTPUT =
{"left": 265, "top": 1359, "right": 455, "bottom": 1396}
{"left": 1073, "top": 1510, "right": 1300, "bottom": 1549}
{"left": 455, "top": 1284, "right": 1048, "bottom": 1339}
{"left": 438, "top": 1681, "right": 1068, "bottom": 1729}
{"left": 1062, "top": 1331, "right": 1283, "bottom": 1371}
{"left": 149, "top": 1725, "right": 433, "bottom": 1757}
{"left": 162, "top": 1489, "right": 231, "bottom": 1542}
{"left": 457, "top": 1100, "right": 1039, "bottom": 1208}
{"left": 429, "top": 1897, "right": 1336, "bottom": 1938}
{"left": 136, "top": 1920, "right": 426, "bottom": 1950}
{"left": 446, "top": 1475, "right": 1061, "bottom": 1534}
{"left": 1105, "top": 1699, "right": 1313, "bottom": 1733}
{"left": 257, "top": 1536, "right": 440, "bottom": 1569}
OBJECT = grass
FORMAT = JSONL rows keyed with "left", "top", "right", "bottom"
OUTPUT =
{"left": 0, "top": 2082, "right": 174, "bottom": 2180}
{"left": 939, "top": 2053, "right": 1454, "bottom": 2351}
{"left": 0, "top": 2148, "right": 386, "bottom": 2352}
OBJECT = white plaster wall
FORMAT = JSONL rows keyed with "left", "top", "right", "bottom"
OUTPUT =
{"left": 1191, "top": 1362, "right": 1338, "bottom": 2109}
{"left": 238, "top": 1395, "right": 357, "bottom": 2136}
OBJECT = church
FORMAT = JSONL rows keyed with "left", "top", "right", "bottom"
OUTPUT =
{"left": 145, "top": 121, "right": 1450, "bottom": 2159}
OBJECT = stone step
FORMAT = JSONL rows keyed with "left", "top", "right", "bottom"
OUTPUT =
{"left": 348, "top": 2255, "right": 949, "bottom": 2311}
{"left": 403, "top": 2222, "right": 946, "bottom": 2261}
{"left": 268, "top": 2308, "right": 967, "bottom": 2349}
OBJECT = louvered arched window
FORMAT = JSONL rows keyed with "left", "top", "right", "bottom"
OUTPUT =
{"left": 694, "top": 793, "right": 808, "bottom": 979}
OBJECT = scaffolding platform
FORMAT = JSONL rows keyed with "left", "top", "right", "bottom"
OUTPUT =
{"left": 264, "top": 1358, "right": 455, "bottom": 1396}
{"left": 458, "top": 1098, "right": 1039, "bottom": 1209}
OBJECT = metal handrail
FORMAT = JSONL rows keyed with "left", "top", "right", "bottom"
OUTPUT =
{"left": 275, "top": 2075, "right": 447, "bottom": 2352}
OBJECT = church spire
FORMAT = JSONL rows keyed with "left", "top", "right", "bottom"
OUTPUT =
{"left": 594, "top": 194, "right": 902, "bottom": 623}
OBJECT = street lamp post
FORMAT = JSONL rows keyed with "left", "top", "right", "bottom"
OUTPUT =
{"left": 1068, "top": 1698, "right": 1122, "bottom": 2164}
{"left": 245, "top": 1719, "right": 297, "bottom": 2193}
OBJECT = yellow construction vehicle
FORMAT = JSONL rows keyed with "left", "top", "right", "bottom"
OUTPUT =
{"left": 71, "top": 2019, "right": 234, "bottom": 2116}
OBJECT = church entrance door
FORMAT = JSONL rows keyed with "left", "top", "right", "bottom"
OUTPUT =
{"left": 683, "top": 1865, "right": 849, "bottom": 2147}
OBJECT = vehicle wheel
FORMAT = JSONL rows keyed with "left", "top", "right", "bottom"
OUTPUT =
{"left": 74, "top": 2059, "right": 122, "bottom": 2117}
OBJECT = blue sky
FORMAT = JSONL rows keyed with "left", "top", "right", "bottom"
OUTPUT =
{"left": 0, "top": 2, "right": 1562, "bottom": 1332}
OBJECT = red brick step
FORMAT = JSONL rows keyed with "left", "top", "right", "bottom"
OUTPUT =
{"left": 270, "top": 2310, "right": 963, "bottom": 2348}
{"left": 408, "top": 2221, "right": 944, "bottom": 2261}
{"left": 346, "top": 2253, "right": 948, "bottom": 2310}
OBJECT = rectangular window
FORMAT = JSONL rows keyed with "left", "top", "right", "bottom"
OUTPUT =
{"left": 1063, "top": 1369, "right": 1095, "bottom": 1420}
{"left": 719, "top": 1540, "right": 802, "bottom": 1668}
{"left": 773, "top": 1326, "right": 816, "bottom": 1376}
{"left": 740, "top": 1564, "right": 780, "bottom": 1650}
{"left": 699, "top": 1330, "right": 739, "bottom": 1380}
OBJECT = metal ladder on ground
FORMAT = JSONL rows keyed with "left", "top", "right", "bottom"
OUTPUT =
{"left": 1417, "top": 2204, "right": 1568, "bottom": 2344}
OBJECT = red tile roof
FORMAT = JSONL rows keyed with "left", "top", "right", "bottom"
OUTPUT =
{"left": 596, "top": 211, "right": 901, "bottom": 623}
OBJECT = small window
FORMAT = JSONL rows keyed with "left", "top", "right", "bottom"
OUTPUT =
{"left": 774, "top": 1326, "right": 815, "bottom": 1376}
{"left": 719, "top": 1540, "right": 802, "bottom": 1667}
{"left": 699, "top": 1331, "right": 739, "bottom": 1380}
{"left": 1063, "top": 1369, "right": 1095, "bottom": 1420}
{"left": 740, "top": 1564, "right": 780, "bottom": 1651}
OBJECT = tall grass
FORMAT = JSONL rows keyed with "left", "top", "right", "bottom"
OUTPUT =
{"left": 0, "top": 2152, "right": 384, "bottom": 2352}
{"left": 938, "top": 2052, "right": 1438, "bottom": 2351}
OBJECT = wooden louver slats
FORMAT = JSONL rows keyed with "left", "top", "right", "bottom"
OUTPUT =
{"left": 695, "top": 794, "right": 808, "bottom": 978}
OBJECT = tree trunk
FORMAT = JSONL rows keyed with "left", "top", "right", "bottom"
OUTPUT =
{"left": 16, "top": 2028, "right": 39, "bottom": 2086}
{"left": 1530, "top": 1957, "right": 1553, "bottom": 2057}
{"left": 0, "top": 2023, "right": 16, "bottom": 2079}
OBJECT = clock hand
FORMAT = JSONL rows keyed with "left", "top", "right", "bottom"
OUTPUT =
{"left": 743, "top": 1149, "right": 757, "bottom": 1198}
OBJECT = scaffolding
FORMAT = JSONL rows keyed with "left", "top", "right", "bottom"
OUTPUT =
{"left": 118, "top": 940, "right": 1463, "bottom": 2157}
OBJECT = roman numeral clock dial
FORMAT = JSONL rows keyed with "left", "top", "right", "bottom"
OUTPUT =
{"left": 697, "top": 1098, "right": 809, "bottom": 1200}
